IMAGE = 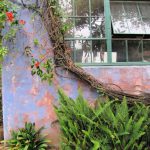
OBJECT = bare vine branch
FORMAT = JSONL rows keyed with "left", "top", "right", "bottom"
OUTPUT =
{"left": 20, "top": 0, "right": 150, "bottom": 105}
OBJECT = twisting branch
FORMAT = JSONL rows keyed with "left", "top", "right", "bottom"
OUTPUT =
{"left": 18, "top": 0, "right": 150, "bottom": 105}
{"left": 39, "top": 0, "right": 150, "bottom": 105}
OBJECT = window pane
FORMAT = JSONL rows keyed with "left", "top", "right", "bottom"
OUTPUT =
{"left": 143, "top": 40, "right": 150, "bottom": 62}
{"left": 63, "top": 0, "right": 106, "bottom": 63}
{"left": 124, "top": 3, "right": 139, "bottom": 17}
{"left": 91, "top": 17, "right": 105, "bottom": 38}
{"left": 111, "top": 2, "right": 124, "bottom": 16}
{"left": 74, "top": 0, "right": 89, "bottom": 16}
{"left": 139, "top": 3, "right": 150, "bottom": 18}
{"left": 111, "top": 15, "right": 129, "bottom": 34}
{"left": 110, "top": 1, "right": 150, "bottom": 34}
{"left": 92, "top": 40, "right": 107, "bottom": 63}
{"left": 74, "top": 40, "right": 91, "bottom": 63}
{"left": 70, "top": 40, "right": 107, "bottom": 63}
{"left": 112, "top": 40, "right": 126, "bottom": 62}
{"left": 111, "top": 2, "right": 129, "bottom": 34}
{"left": 128, "top": 40, "right": 143, "bottom": 62}
{"left": 127, "top": 17, "right": 144, "bottom": 34}
{"left": 143, "top": 18, "right": 150, "bottom": 33}
{"left": 59, "top": 0, "right": 73, "bottom": 16}
{"left": 91, "top": 0, "right": 104, "bottom": 16}
{"left": 74, "top": 17, "right": 90, "bottom": 38}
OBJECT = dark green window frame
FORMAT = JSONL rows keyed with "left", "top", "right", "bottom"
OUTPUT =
{"left": 64, "top": 0, "right": 150, "bottom": 66}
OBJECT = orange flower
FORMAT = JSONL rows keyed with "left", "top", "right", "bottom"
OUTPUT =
{"left": 19, "top": 20, "right": 26, "bottom": 25}
{"left": 35, "top": 61, "right": 40, "bottom": 68}
{"left": 6, "top": 12, "right": 14, "bottom": 22}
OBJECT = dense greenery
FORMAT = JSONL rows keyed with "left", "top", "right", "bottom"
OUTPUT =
{"left": 5, "top": 122, "right": 50, "bottom": 150}
{"left": 0, "top": 66, "right": 2, "bottom": 126}
{"left": 55, "top": 90, "right": 150, "bottom": 150}
{"left": 0, "top": 0, "right": 8, "bottom": 61}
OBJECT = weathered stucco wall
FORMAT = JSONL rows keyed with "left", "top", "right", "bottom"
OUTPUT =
{"left": 2, "top": 2, "right": 150, "bottom": 147}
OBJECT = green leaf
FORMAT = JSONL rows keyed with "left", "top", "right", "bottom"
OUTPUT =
{"left": 91, "top": 140, "right": 100, "bottom": 150}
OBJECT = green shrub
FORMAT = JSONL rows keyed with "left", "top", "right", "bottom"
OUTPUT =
{"left": 5, "top": 122, "right": 50, "bottom": 150}
{"left": 55, "top": 90, "right": 150, "bottom": 150}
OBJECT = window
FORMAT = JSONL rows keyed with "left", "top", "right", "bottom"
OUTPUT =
{"left": 60, "top": 0, "right": 107, "bottom": 63}
{"left": 60, "top": 0, "right": 150, "bottom": 65}
{"left": 111, "top": 1, "right": 150, "bottom": 34}
{"left": 111, "top": 1, "right": 150, "bottom": 64}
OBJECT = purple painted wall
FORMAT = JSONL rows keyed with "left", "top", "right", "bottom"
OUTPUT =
{"left": 2, "top": 2, "right": 150, "bottom": 147}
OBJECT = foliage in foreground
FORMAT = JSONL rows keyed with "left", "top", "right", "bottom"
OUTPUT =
{"left": 55, "top": 90, "right": 150, "bottom": 150}
{"left": 5, "top": 122, "right": 50, "bottom": 150}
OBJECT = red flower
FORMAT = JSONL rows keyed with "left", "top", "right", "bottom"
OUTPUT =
{"left": 19, "top": 20, "right": 26, "bottom": 25}
{"left": 6, "top": 12, "right": 14, "bottom": 22}
{"left": 35, "top": 61, "right": 40, "bottom": 68}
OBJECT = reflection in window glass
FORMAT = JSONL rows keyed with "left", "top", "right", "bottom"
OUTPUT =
{"left": 128, "top": 40, "right": 143, "bottom": 62}
{"left": 74, "top": 0, "right": 89, "bottom": 16}
{"left": 111, "top": 1, "right": 150, "bottom": 34}
{"left": 112, "top": 40, "right": 126, "bottom": 62}
{"left": 139, "top": 3, "right": 150, "bottom": 18}
{"left": 91, "top": 17, "right": 105, "bottom": 38}
{"left": 143, "top": 18, "right": 150, "bottom": 33}
{"left": 74, "top": 17, "right": 90, "bottom": 38}
{"left": 143, "top": 40, "right": 150, "bottom": 62}
{"left": 59, "top": 0, "right": 73, "bottom": 16}
{"left": 92, "top": 40, "right": 107, "bottom": 63}
{"left": 59, "top": 0, "right": 105, "bottom": 63}
{"left": 66, "top": 40, "right": 107, "bottom": 63}
{"left": 91, "top": 0, "right": 104, "bottom": 16}
{"left": 76, "top": 40, "right": 91, "bottom": 63}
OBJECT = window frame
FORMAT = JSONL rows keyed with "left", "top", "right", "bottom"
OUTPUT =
{"left": 64, "top": 0, "right": 150, "bottom": 66}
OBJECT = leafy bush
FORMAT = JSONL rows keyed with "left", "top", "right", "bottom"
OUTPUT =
{"left": 5, "top": 122, "right": 50, "bottom": 150}
{"left": 55, "top": 90, "right": 150, "bottom": 150}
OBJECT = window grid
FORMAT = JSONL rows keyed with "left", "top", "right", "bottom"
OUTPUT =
{"left": 111, "top": 1, "right": 150, "bottom": 35}
{"left": 64, "top": 0, "right": 106, "bottom": 63}
{"left": 64, "top": 0, "right": 150, "bottom": 65}
{"left": 136, "top": 3, "right": 146, "bottom": 34}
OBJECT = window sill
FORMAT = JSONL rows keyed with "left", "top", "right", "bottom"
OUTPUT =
{"left": 75, "top": 62, "right": 150, "bottom": 67}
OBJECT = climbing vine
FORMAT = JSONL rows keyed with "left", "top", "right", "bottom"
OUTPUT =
{"left": 1, "top": 0, "right": 150, "bottom": 105}
{"left": 0, "top": 0, "right": 25, "bottom": 62}
{"left": 39, "top": 0, "right": 150, "bottom": 105}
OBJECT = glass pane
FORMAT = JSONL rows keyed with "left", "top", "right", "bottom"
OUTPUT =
{"left": 59, "top": 0, "right": 73, "bottom": 16}
{"left": 143, "top": 40, "right": 150, "bottom": 62}
{"left": 74, "top": 0, "right": 89, "bottom": 16}
{"left": 112, "top": 40, "right": 126, "bottom": 62}
{"left": 63, "top": 0, "right": 106, "bottom": 64}
{"left": 126, "top": 17, "right": 144, "bottom": 34}
{"left": 74, "top": 17, "right": 90, "bottom": 38}
{"left": 74, "top": 40, "right": 92, "bottom": 63}
{"left": 91, "top": 17, "right": 105, "bottom": 38}
{"left": 111, "top": 2, "right": 129, "bottom": 34}
{"left": 111, "top": 15, "right": 129, "bottom": 34}
{"left": 91, "top": 0, "right": 104, "bottom": 16}
{"left": 139, "top": 3, "right": 150, "bottom": 18}
{"left": 111, "top": 2, "right": 124, "bottom": 16}
{"left": 124, "top": 2, "right": 144, "bottom": 34}
{"left": 111, "top": 1, "right": 150, "bottom": 34}
{"left": 124, "top": 3, "right": 139, "bottom": 18}
{"left": 143, "top": 18, "right": 150, "bottom": 34}
{"left": 128, "top": 40, "right": 143, "bottom": 62}
{"left": 92, "top": 40, "right": 107, "bottom": 63}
